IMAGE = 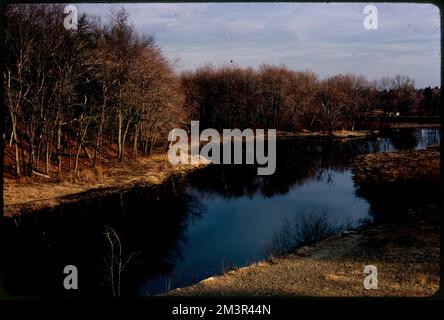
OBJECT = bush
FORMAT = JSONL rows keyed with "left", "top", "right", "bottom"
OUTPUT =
{"left": 265, "top": 212, "right": 342, "bottom": 256}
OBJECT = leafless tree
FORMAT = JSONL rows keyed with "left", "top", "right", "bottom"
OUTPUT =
{"left": 102, "top": 225, "right": 139, "bottom": 296}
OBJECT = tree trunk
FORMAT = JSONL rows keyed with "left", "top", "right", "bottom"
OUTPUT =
{"left": 74, "top": 142, "right": 82, "bottom": 172}
{"left": 143, "top": 140, "right": 149, "bottom": 156}
{"left": 121, "top": 118, "right": 132, "bottom": 161}
{"left": 21, "top": 141, "right": 27, "bottom": 176}
{"left": 118, "top": 107, "right": 123, "bottom": 161}
{"left": 10, "top": 114, "right": 20, "bottom": 176}
{"left": 45, "top": 141, "right": 51, "bottom": 175}
{"left": 132, "top": 126, "right": 139, "bottom": 160}
{"left": 57, "top": 120, "right": 62, "bottom": 173}
{"left": 28, "top": 142, "right": 35, "bottom": 176}
{"left": 69, "top": 142, "right": 72, "bottom": 172}
{"left": 94, "top": 95, "right": 106, "bottom": 167}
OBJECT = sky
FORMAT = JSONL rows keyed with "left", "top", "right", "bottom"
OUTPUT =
{"left": 77, "top": 2, "right": 441, "bottom": 88}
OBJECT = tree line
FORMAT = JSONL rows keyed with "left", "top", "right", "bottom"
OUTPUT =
{"left": 4, "top": 5, "right": 184, "bottom": 177}
{"left": 182, "top": 66, "right": 440, "bottom": 133}
{"left": 3, "top": 5, "right": 440, "bottom": 178}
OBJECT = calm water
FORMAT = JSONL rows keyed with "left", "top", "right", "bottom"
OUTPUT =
{"left": 1, "top": 128, "right": 440, "bottom": 296}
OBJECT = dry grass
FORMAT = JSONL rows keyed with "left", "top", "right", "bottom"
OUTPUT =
{"left": 167, "top": 223, "right": 440, "bottom": 297}
{"left": 3, "top": 153, "right": 208, "bottom": 217}
{"left": 277, "top": 130, "right": 378, "bottom": 140}
{"left": 353, "top": 146, "right": 440, "bottom": 184}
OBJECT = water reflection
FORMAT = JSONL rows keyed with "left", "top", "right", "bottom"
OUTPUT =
{"left": 1, "top": 128, "right": 440, "bottom": 296}
{"left": 184, "top": 128, "right": 439, "bottom": 199}
{"left": 1, "top": 179, "right": 203, "bottom": 296}
{"left": 377, "top": 127, "right": 440, "bottom": 152}
{"left": 354, "top": 180, "right": 441, "bottom": 225}
{"left": 184, "top": 139, "right": 362, "bottom": 199}
{"left": 352, "top": 128, "right": 440, "bottom": 224}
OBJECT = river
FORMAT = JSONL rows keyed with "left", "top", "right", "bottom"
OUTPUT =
{"left": 1, "top": 128, "right": 440, "bottom": 296}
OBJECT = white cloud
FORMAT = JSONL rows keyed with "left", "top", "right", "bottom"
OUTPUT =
{"left": 227, "top": 18, "right": 266, "bottom": 33}
{"left": 77, "top": 2, "right": 441, "bottom": 88}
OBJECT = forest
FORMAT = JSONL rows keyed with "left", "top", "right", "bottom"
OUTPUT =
{"left": 3, "top": 4, "right": 441, "bottom": 178}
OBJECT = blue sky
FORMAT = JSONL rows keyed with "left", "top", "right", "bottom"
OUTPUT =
{"left": 78, "top": 3, "right": 441, "bottom": 88}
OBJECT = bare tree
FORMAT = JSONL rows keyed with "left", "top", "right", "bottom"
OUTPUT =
{"left": 102, "top": 225, "right": 139, "bottom": 297}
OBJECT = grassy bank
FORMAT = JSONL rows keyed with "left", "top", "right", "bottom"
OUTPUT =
{"left": 277, "top": 129, "right": 378, "bottom": 140}
{"left": 166, "top": 146, "right": 440, "bottom": 297}
{"left": 353, "top": 145, "right": 440, "bottom": 184}
{"left": 3, "top": 154, "right": 208, "bottom": 217}
{"left": 167, "top": 222, "right": 439, "bottom": 297}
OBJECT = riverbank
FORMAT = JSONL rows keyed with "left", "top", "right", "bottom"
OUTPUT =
{"left": 2, "top": 128, "right": 437, "bottom": 217}
{"left": 167, "top": 221, "right": 439, "bottom": 297}
{"left": 167, "top": 146, "right": 440, "bottom": 297}
{"left": 2, "top": 129, "right": 379, "bottom": 217}
{"left": 386, "top": 123, "right": 441, "bottom": 129}
{"left": 353, "top": 145, "right": 440, "bottom": 184}
{"left": 277, "top": 129, "right": 378, "bottom": 140}
{"left": 3, "top": 154, "right": 208, "bottom": 217}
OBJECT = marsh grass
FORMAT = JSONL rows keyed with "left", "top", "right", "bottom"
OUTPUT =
{"left": 264, "top": 212, "right": 351, "bottom": 257}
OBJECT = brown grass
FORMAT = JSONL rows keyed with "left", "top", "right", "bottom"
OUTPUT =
{"left": 3, "top": 153, "right": 208, "bottom": 217}
{"left": 353, "top": 146, "right": 440, "bottom": 184}
{"left": 277, "top": 130, "right": 378, "bottom": 140}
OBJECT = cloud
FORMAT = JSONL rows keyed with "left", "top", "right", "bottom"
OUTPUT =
{"left": 227, "top": 18, "right": 266, "bottom": 33}
{"left": 77, "top": 3, "right": 440, "bottom": 88}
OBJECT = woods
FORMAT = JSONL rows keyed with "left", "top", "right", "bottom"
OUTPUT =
{"left": 182, "top": 65, "right": 439, "bottom": 133}
{"left": 3, "top": 5, "right": 440, "bottom": 178}
{"left": 4, "top": 5, "right": 184, "bottom": 177}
